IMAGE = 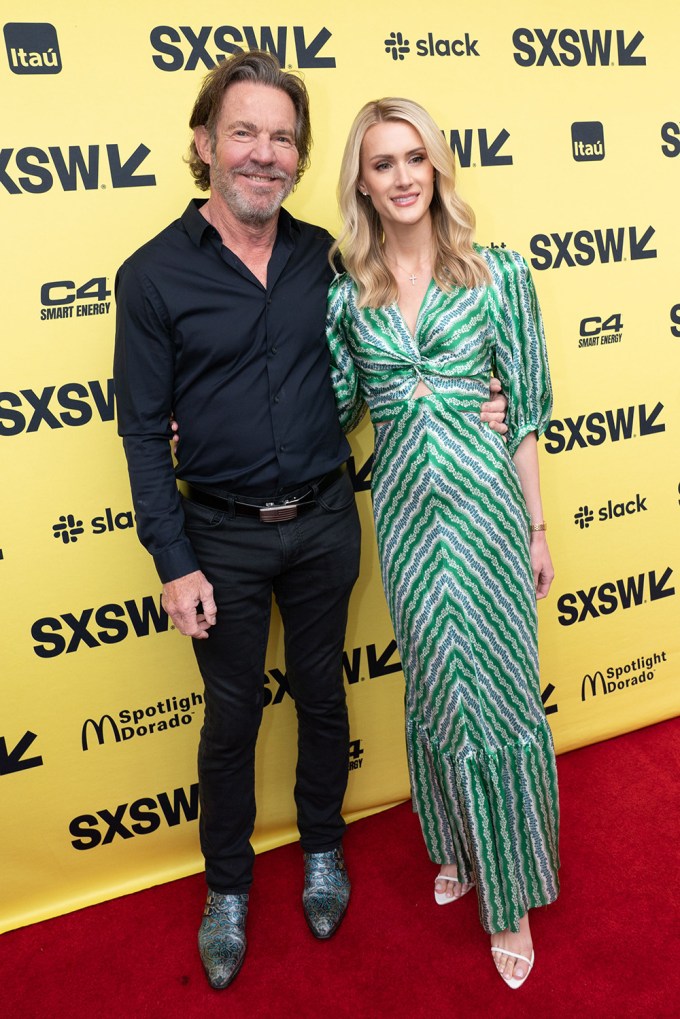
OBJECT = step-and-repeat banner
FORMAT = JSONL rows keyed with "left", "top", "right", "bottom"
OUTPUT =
{"left": 2, "top": 1, "right": 678, "bottom": 932}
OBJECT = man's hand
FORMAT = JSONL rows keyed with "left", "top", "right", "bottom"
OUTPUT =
{"left": 481, "top": 377, "right": 508, "bottom": 436}
{"left": 162, "top": 570, "right": 217, "bottom": 639}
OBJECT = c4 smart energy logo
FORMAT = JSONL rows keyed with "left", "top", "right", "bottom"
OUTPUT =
{"left": 512, "top": 28, "right": 646, "bottom": 67}
{"left": 40, "top": 277, "right": 111, "bottom": 321}
{"left": 572, "top": 122, "right": 605, "bottom": 162}
{"left": 348, "top": 739, "right": 365, "bottom": 772}
{"left": 4, "top": 22, "right": 61, "bottom": 74}
{"left": 150, "top": 24, "right": 335, "bottom": 70}
{"left": 384, "top": 30, "right": 479, "bottom": 60}
{"left": 578, "top": 313, "right": 623, "bottom": 349}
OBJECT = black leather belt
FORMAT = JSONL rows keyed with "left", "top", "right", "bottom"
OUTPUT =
{"left": 182, "top": 464, "right": 346, "bottom": 523}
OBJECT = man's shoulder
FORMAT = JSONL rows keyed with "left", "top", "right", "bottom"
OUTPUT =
{"left": 119, "top": 202, "right": 200, "bottom": 277}
{"left": 284, "top": 209, "right": 334, "bottom": 250}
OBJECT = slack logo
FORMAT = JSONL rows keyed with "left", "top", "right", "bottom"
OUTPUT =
{"left": 4, "top": 22, "right": 61, "bottom": 74}
{"left": 574, "top": 493, "right": 647, "bottom": 529}
{"left": 572, "top": 122, "right": 605, "bottom": 162}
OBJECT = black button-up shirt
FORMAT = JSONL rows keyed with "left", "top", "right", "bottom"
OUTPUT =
{"left": 114, "top": 199, "right": 350, "bottom": 583}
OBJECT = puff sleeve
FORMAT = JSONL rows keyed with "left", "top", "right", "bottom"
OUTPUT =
{"left": 326, "top": 274, "right": 367, "bottom": 433}
{"left": 486, "top": 248, "right": 553, "bottom": 457}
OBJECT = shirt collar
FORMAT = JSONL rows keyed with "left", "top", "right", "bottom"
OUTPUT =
{"left": 181, "top": 198, "right": 298, "bottom": 248}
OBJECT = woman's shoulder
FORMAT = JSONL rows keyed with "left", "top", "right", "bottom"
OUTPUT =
{"left": 477, "top": 242, "right": 530, "bottom": 279}
{"left": 328, "top": 270, "right": 358, "bottom": 302}
{"left": 474, "top": 243, "right": 530, "bottom": 285}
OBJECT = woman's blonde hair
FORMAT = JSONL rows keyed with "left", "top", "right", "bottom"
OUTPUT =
{"left": 329, "top": 98, "right": 491, "bottom": 307}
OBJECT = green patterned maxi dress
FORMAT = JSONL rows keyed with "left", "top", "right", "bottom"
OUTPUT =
{"left": 326, "top": 246, "right": 560, "bottom": 934}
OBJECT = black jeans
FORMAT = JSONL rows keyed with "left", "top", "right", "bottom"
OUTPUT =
{"left": 183, "top": 470, "right": 361, "bottom": 894}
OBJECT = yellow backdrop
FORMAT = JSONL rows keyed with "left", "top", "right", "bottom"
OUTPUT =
{"left": 2, "top": 0, "right": 678, "bottom": 933}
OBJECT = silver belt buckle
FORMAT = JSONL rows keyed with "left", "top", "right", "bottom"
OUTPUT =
{"left": 259, "top": 504, "right": 298, "bottom": 523}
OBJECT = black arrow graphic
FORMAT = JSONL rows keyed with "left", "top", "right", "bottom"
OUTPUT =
{"left": 479, "top": 129, "right": 513, "bottom": 167}
{"left": 629, "top": 225, "right": 656, "bottom": 261}
{"left": 107, "top": 143, "right": 156, "bottom": 188}
{"left": 294, "top": 27, "right": 336, "bottom": 68}
{"left": 367, "top": 640, "right": 402, "bottom": 678}
{"left": 0, "top": 731, "right": 43, "bottom": 775}
{"left": 649, "top": 567, "right": 675, "bottom": 602}
{"left": 347, "top": 454, "right": 373, "bottom": 493}
{"left": 541, "top": 682, "right": 558, "bottom": 716}
{"left": 617, "top": 30, "right": 646, "bottom": 66}
{"left": 639, "top": 401, "right": 665, "bottom": 436}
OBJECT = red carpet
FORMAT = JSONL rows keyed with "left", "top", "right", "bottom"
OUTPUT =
{"left": 2, "top": 717, "right": 678, "bottom": 1019}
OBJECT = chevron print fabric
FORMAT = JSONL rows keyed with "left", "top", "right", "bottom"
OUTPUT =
{"left": 327, "top": 246, "right": 560, "bottom": 934}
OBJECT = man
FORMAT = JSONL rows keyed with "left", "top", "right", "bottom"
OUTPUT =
{"left": 114, "top": 50, "right": 507, "bottom": 990}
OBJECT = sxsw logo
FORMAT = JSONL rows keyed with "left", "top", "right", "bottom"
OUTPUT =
{"left": 31, "top": 595, "right": 170, "bottom": 658}
{"left": 661, "top": 122, "right": 680, "bottom": 158}
{"left": 150, "top": 25, "right": 335, "bottom": 70}
{"left": 4, "top": 22, "right": 61, "bottom": 74}
{"left": 512, "top": 28, "right": 646, "bottom": 67}
{"left": 447, "top": 129, "right": 512, "bottom": 168}
{"left": 574, "top": 493, "right": 647, "bottom": 530}
{"left": 671, "top": 305, "right": 680, "bottom": 337}
{"left": 0, "top": 730, "right": 43, "bottom": 776}
{"left": 572, "top": 121, "right": 605, "bottom": 162}
{"left": 264, "top": 640, "right": 402, "bottom": 707}
{"left": 0, "top": 379, "right": 114, "bottom": 436}
{"left": 0, "top": 145, "right": 155, "bottom": 195}
{"left": 69, "top": 784, "right": 199, "bottom": 851}
{"left": 384, "top": 30, "right": 479, "bottom": 60}
{"left": 557, "top": 566, "right": 675, "bottom": 626}
{"left": 530, "top": 226, "right": 656, "bottom": 270}
{"left": 543, "top": 401, "right": 665, "bottom": 454}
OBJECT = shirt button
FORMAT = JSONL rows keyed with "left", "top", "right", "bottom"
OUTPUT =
{"left": 274, "top": 396, "right": 280, "bottom": 404}
{"left": 271, "top": 345, "right": 278, "bottom": 354}
{"left": 280, "top": 444, "right": 286, "bottom": 452}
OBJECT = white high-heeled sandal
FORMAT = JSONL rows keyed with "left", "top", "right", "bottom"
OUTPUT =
{"left": 490, "top": 947, "right": 535, "bottom": 989}
{"left": 433, "top": 873, "right": 474, "bottom": 906}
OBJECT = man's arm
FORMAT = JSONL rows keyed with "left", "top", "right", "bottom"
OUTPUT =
{"left": 481, "top": 376, "right": 509, "bottom": 434}
{"left": 114, "top": 261, "right": 216, "bottom": 639}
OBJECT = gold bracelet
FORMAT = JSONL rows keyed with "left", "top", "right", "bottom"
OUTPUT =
{"left": 530, "top": 522, "right": 547, "bottom": 532}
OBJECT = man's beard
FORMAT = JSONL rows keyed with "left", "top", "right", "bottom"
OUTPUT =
{"left": 211, "top": 161, "right": 295, "bottom": 226}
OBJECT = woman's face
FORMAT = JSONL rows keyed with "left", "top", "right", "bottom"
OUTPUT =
{"left": 358, "top": 119, "right": 435, "bottom": 232}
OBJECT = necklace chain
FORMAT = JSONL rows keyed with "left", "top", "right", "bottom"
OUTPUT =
{"left": 386, "top": 254, "right": 430, "bottom": 286}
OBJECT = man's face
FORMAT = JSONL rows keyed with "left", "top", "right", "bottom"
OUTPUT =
{"left": 197, "top": 82, "right": 299, "bottom": 226}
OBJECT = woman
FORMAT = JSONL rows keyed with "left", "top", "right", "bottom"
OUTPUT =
{"left": 326, "top": 98, "right": 560, "bottom": 989}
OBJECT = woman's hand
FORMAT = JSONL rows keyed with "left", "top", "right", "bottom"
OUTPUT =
{"left": 530, "top": 531, "right": 554, "bottom": 600}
